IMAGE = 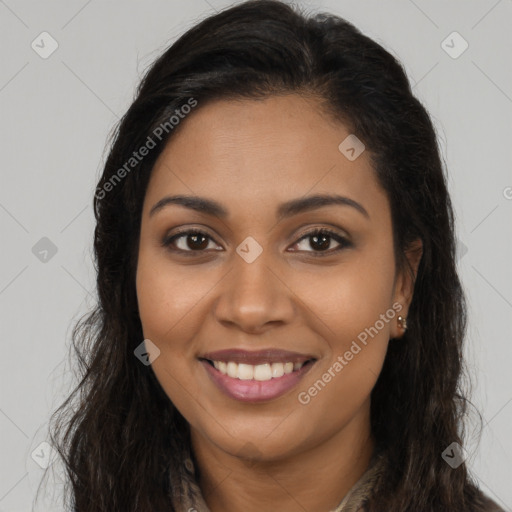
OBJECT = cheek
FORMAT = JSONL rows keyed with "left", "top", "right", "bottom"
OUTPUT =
{"left": 136, "top": 250, "right": 211, "bottom": 345}
{"left": 302, "top": 250, "right": 396, "bottom": 347}
{"left": 295, "top": 275, "right": 393, "bottom": 436}
{"left": 294, "top": 245, "right": 395, "bottom": 409}
{"left": 135, "top": 253, "right": 210, "bottom": 424}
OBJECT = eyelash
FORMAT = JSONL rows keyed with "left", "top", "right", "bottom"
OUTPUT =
{"left": 161, "top": 227, "right": 351, "bottom": 257}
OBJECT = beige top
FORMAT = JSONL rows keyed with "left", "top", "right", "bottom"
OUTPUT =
{"left": 171, "top": 449, "right": 387, "bottom": 512}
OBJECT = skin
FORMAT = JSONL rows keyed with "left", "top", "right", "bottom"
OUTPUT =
{"left": 136, "top": 94, "right": 422, "bottom": 512}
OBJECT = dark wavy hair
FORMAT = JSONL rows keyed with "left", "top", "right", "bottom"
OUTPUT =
{"left": 39, "top": 1, "right": 500, "bottom": 510}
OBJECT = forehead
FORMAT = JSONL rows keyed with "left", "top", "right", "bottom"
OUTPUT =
{"left": 143, "top": 95, "right": 388, "bottom": 222}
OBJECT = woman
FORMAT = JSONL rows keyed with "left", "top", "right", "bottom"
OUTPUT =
{"left": 44, "top": 1, "right": 505, "bottom": 510}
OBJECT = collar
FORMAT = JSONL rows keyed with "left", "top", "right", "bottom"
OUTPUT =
{"left": 171, "top": 447, "right": 387, "bottom": 512}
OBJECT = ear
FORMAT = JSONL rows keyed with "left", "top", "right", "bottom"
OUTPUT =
{"left": 390, "top": 238, "right": 423, "bottom": 339}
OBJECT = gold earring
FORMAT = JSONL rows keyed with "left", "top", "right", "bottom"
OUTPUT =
{"left": 397, "top": 315, "right": 408, "bottom": 330}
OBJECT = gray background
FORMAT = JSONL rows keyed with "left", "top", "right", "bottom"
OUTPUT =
{"left": 1, "top": 1, "right": 511, "bottom": 510}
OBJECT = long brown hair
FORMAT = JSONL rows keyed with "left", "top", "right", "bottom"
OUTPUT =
{"left": 40, "top": 1, "right": 497, "bottom": 510}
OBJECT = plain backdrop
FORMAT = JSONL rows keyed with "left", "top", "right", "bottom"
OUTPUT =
{"left": 0, "top": 1, "right": 511, "bottom": 510}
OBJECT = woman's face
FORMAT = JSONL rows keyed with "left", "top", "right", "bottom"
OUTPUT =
{"left": 136, "top": 94, "right": 418, "bottom": 462}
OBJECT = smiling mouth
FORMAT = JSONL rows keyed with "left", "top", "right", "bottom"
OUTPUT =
{"left": 200, "top": 358, "right": 316, "bottom": 381}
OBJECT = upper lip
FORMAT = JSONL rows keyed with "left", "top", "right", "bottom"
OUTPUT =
{"left": 200, "top": 349, "right": 316, "bottom": 365}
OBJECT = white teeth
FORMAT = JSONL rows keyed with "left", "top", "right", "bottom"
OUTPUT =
{"left": 238, "top": 363, "right": 254, "bottom": 380}
{"left": 254, "top": 363, "right": 272, "bottom": 381}
{"left": 271, "top": 362, "right": 284, "bottom": 378}
{"left": 284, "top": 362, "right": 294, "bottom": 374}
{"left": 227, "top": 361, "right": 238, "bottom": 378}
{"left": 210, "top": 360, "right": 308, "bottom": 380}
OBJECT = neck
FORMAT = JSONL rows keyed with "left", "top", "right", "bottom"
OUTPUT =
{"left": 190, "top": 400, "right": 375, "bottom": 512}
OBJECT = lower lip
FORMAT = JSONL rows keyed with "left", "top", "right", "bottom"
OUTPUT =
{"left": 200, "top": 359, "right": 315, "bottom": 403}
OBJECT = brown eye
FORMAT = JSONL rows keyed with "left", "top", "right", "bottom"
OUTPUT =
{"left": 291, "top": 229, "right": 351, "bottom": 255}
{"left": 162, "top": 227, "right": 351, "bottom": 257}
{"left": 162, "top": 230, "right": 220, "bottom": 253}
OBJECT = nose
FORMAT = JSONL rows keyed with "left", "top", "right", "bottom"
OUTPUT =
{"left": 212, "top": 251, "right": 295, "bottom": 334}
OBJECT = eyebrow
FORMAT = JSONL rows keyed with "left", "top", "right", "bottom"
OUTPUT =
{"left": 149, "top": 193, "right": 370, "bottom": 221}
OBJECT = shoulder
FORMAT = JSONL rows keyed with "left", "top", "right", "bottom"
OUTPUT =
{"left": 478, "top": 493, "right": 507, "bottom": 512}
